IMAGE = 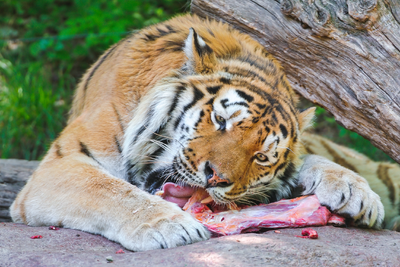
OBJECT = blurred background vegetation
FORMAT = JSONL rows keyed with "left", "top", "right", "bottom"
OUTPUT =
{"left": 0, "top": 0, "right": 393, "bottom": 162}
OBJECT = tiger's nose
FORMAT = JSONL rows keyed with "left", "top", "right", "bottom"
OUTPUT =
{"left": 204, "top": 162, "right": 232, "bottom": 188}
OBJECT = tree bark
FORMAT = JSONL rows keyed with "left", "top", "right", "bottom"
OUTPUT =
{"left": 0, "top": 159, "right": 39, "bottom": 221}
{"left": 191, "top": 0, "right": 400, "bottom": 163}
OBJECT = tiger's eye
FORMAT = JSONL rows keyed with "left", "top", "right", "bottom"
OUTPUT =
{"left": 256, "top": 153, "right": 268, "bottom": 162}
{"left": 215, "top": 115, "right": 225, "bottom": 123}
{"left": 215, "top": 114, "right": 226, "bottom": 130}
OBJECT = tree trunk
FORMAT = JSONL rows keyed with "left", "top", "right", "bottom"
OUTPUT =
{"left": 191, "top": 0, "right": 400, "bottom": 164}
{"left": 0, "top": 159, "right": 39, "bottom": 221}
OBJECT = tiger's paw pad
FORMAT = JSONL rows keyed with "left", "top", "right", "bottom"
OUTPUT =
{"left": 299, "top": 155, "right": 385, "bottom": 228}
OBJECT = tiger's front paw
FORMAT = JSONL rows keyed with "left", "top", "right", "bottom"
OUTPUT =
{"left": 119, "top": 200, "right": 210, "bottom": 251}
{"left": 298, "top": 155, "right": 384, "bottom": 228}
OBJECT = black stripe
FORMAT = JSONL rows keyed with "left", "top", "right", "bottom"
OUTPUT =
{"left": 165, "top": 25, "right": 175, "bottom": 32}
{"left": 284, "top": 149, "right": 290, "bottom": 160}
{"left": 186, "top": 86, "right": 205, "bottom": 112}
{"left": 231, "top": 80, "right": 271, "bottom": 102}
{"left": 194, "top": 110, "right": 205, "bottom": 129}
{"left": 132, "top": 126, "right": 146, "bottom": 145}
{"left": 174, "top": 86, "right": 205, "bottom": 130}
{"left": 206, "top": 85, "right": 222, "bottom": 94}
{"left": 157, "top": 26, "right": 176, "bottom": 37}
{"left": 206, "top": 97, "right": 215, "bottom": 105}
{"left": 256, "top": 103, "right": 266, "bottom": 110}
{"left": 227, "top": 102, "right": 249, "bottom": 108}
{"left": 129, "top": 103, "right": 158, "bottom": 146}
{"left": 220, "top": 99, "right": 228, "bottom": 108}
{"left": 279, "top": 124, "right": 288, "bottom": 139}
{"left": 158, "top": 40, "right": 184, "bottom": 53}
{"left": 272, "top": 112, "right": 278, "bottom": 123}
{"left": 360, "top": 201, "right": 364, "bottom": 212}
{"left": 192, "top": 28, "right": 213, "bottom": 57}
{"left": 278, "top": 162, "right": 297, "bottom": 190}
{"left": 274, "top": 161, "right": 288, "bottom": 177}
{"left": 79, "top": 141, "right": 102, "bottom": 166}
{"left": 115, "top": 136, "right": 122, "bottom": 154}
{"left": 143, "top": 166, "right": 171, "bottom": 193}
{"left": 112, "top": 103, "right": 125, "bottom": 133}
{"left": 126, "top": 166, "right": 140, "bottom": 186}
{"left": 321, "top": 140, "right": 357, "bottom": 172}
{"left": 142, "top": 124, "right": 170, "bottom": 174}
{"left": 226, "top": 73, "right": 297, "bottom": 129}
{"left": 84, "top": 44, "right": 118, "bottom": 92}
{"left": 174, "top": 113, "right": 184, "bottom": 130}
{"left": 196, "top": 229, "right": 203, "bottom": 239}
{"left": 223, "top": 66, "right": 271, "bottom": 89}
{"left": 377, "top": 164, "right": 395, "bottom": 205}
{"left": 207, "top": 29, "right": 215, "bottom": 37}
{"left": 144, "top": 33, "right": 157, "bottom": 41}
{"left": 220, "top": 77, "right": 231, "bottom": 84}
{"left": 143, "top": 25, "right": 176, "bottom": 42}
{"left": 340, "top": 193, "right": 346, "bottom": 204}
{"left": 236, "top": 90, "right": 254, "bottom": 102}
{"left": 168, "top": 86, "right": 185, "bottom": 116}
{"left": 237, "top": 54, "right": 272, "bottom": 73}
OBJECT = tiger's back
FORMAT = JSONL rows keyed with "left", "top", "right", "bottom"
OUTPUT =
{"left": 69, "top": 15, "right": 273, "bottom": 124}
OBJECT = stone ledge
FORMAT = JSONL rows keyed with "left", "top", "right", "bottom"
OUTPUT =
{"left": 1, "top": 223, "right": 399, "bottom": 266}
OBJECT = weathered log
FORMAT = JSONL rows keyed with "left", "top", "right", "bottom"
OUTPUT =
{"left": 191, "top": 0, "right": 400, "bottom": 163}
{"left": 0, "top": 159, "right": 39, "bottom": 221}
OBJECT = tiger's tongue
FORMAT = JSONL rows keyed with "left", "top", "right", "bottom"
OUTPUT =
{"left": 161, "top": 182, "right": 196, "bottom": 208}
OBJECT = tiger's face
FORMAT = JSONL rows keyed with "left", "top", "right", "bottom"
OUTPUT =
{"left": 176, "top": 86, "right": 298, "bottom": 204}
{"left": 124, "top": 28, "right": 314, "bottom": 204}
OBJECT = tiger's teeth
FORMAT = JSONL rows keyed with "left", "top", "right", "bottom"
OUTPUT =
{"left": 201, "top": 196, "right": 213, "bottom": 204}
{"left": 155, "top": 191, "right": 164, "bottom": 196}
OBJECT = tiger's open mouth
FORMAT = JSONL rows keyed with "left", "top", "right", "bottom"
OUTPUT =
{"left": 156, "top": 182, "right": 214, "bottom": 208}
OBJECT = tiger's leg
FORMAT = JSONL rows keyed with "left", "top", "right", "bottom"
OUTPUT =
{"left": 10, "top": 154, "right": 209, "bottom": 251}
{"left": 297, "top": 155, "right": 385, "bottom": 228}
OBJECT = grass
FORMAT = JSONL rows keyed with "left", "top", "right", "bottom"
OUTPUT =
{"left": 0, "top": 56, "right": 73, "bottom": 160}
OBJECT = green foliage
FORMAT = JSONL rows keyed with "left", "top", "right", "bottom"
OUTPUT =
{"left": 1, "top": 0, "right": 189, "bottom": 74}
{"left": 0, "top": 0, "right": 188, "bottom": 160}
{"left": 0, "top": 57, "right": 72, "bottom": 159}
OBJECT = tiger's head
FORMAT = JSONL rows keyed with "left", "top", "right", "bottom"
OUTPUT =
{"left": 124, "top": 28, "right": 315, "bottom": 205}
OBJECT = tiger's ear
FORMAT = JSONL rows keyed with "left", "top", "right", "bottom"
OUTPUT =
{"left": 298, "top": 107, "right": 315, "bottom": 132}
{"left": 183, "top": 28, "right": 217, "bottom": 74}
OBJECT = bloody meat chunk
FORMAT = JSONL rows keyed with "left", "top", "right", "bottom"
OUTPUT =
{"left": 182, "top": 188, "right": 345, "bottom": 236}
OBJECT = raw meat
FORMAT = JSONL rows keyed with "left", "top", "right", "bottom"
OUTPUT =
{"left": 183, "top": 189, "right": 345, "bottom": 236}
{"left": 296, "top": 228, "right": 319, "bottom": 239}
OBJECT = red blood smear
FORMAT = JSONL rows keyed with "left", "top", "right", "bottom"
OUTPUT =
{"left": 49, "top": 226, "right": 60, "bottom": 230}
{"left": 116, "top": 249, "right": 125, "bottom": 254}
{"left": 183, "top": 189, "right": 345, "bottom": 236}
{"left": 30, "top": 235, "right": 43, "bottom": 239}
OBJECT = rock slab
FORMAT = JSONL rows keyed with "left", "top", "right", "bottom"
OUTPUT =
{"left": 1, "top": 223, "right": 400, "bottom": 266}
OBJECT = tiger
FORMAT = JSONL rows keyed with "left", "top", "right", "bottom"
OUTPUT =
{"left": 11, "top": 14, "right": 393, "bottom": 252}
